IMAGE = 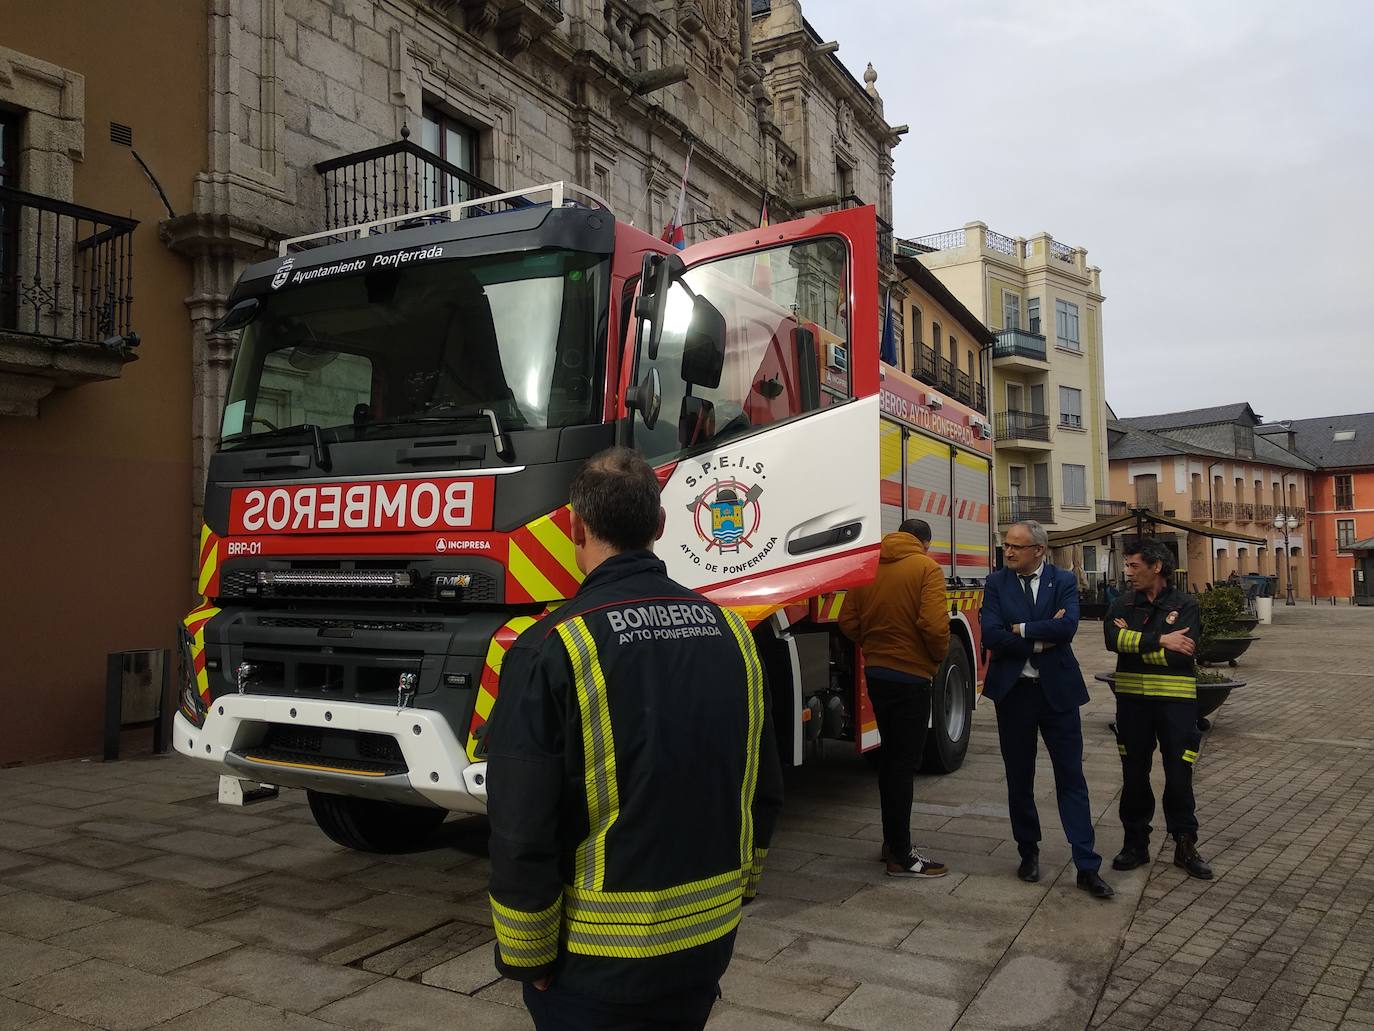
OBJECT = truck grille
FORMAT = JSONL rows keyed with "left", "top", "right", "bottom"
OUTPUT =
{"left": 244, "top": 724, "right": 408, "bottom": 777}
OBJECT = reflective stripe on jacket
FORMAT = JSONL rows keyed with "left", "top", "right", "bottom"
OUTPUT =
{"left": 1104, "top": 585, "right": 1201, "bottom": 700}
{"left": 485, "top": 551, "right": 784, "bottom": 1004}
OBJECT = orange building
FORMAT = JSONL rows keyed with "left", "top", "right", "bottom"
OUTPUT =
{"left": 1106, "top": 404, "right": 1315, "bottom": 597}
{"left": 1261, "top": 414, "right": 1374, "bottom": 600}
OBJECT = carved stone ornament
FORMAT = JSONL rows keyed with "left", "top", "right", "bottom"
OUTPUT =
{"left": 678, "top": 0, "right": 705, "bottom": 35}
{"left": 837, "top": 99, "right": 853, "bottom": 142}
{"left": 460, "top": 0, "right": 500, "bottom": 33}
{"left": 702, "top": 0, "right": 739, "bottom": 46}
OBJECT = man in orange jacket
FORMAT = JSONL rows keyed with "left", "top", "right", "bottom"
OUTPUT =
{"left": 839, "top": 519, "right": 951, "bottom": 877}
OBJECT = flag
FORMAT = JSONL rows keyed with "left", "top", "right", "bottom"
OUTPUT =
{"left": 660, "top": 143, "right": 694, "bottom": 250}
{"left": 880, "top": 287, "right": 898, "bottom": 365}
{"left": 758, "top": 191, "right": 770, "bottom": 229}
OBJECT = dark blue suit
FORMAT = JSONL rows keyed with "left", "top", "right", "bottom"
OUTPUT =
{"left": 981, "top": 563, "right": 1100, "bottom": 871}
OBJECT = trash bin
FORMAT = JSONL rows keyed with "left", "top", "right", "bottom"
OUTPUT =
{"left": 1255, "top": 596, "right": 1273, "bottom": 625}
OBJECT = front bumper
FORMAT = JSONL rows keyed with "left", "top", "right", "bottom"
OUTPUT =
{"left": 173, "top": 696, "right": 488, "bottom": 813}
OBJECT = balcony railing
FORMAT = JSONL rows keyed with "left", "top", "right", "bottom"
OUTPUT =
{"left": 876, "top": 214, "right": 893, "bottom": 271}
{"left": 937, "top": 357, "right": 958, "bottom": 394}
{"left": 999, "top": 495, "right": 1053, "bottom": 524}
{"left": 1236, "top": 502, "right": 1255, "bottom": 522}
{"left": 993, "top": 328, "right": 1048, "bottom": 362}
{"left": 1257, "top": 504, "right": 1274, "bottom": 522}
{"left": 996, "top": 410, "right": 1050, "bottom": 442}
{"left": 313, "top": 139, "right": 514, "bottom": 236}
{"left": 1192, "top": 500, "right": 1212, "bottom": 520}
{"left": 0, "top": 186, "right": 138, "bottom": 345}
{"left": 1135, "top": 489, "right": 1160, "bottom": 510}
{"left": 915, "top": 343, "right": 939, "bottom": 385}
{"left": 1096, "top": 500, "right": 1128, "bottom": 517}
{"left": 1215, "top": 501, "right": 1235, "bottom": 521}
{"left": 904, "top": 344, "right": 985, "bottom": 412}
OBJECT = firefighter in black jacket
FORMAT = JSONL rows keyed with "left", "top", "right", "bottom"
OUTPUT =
{"left": 486, "top": 446, "right": 784, "bottom": 1031}
{"left": 1105, "top": 537, "right": 1213, "bottom": 880}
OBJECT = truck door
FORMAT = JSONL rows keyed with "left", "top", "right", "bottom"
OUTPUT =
{"left": 625, "top": 207, "right": 882, "bottom": 608}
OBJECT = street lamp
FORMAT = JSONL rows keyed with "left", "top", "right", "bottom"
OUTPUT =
{"left": 1273, "top": 510, "right": 1299, "bottom": 606}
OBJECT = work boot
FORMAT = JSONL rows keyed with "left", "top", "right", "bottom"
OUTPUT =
{"left": 1112, "top": 845, "right": 1151, "bottom": 871}
{"left": 1173, "top": 835, "right": 1213, "bottom": 880}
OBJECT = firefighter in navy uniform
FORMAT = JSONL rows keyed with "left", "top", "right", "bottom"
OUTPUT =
{"left": 486, "top": 447, "right": 784, "bottom": 1031}
{"left": 1105, "top": 538, "right": 1213, "bottom": 880}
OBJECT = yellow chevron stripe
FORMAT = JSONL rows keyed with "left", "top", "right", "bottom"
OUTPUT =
{"left": 527, "top": 511, "right": 583, "bottom": 587}
{"left": 509, "top": 541, "right": 560, "bottom": 602}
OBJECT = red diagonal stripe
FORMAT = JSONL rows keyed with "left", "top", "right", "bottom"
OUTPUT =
{"left": 199, "top": 532, "right": 217, "bottom": 568}
{"left": 511, "top": 526, "right": 582, "bottom": 599}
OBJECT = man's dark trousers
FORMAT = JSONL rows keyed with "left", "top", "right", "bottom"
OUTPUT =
{"left": 866, "top": 669, "right": 932, "bottom": 859}
{"left": 993, "top": 675, "right": 1101, "bottom": 871}
{"left": 1117, "top": 695, "right": 1200, "bottom": 848}
{"left": 523, "top": 981, "right": 718, "bottom": 1031}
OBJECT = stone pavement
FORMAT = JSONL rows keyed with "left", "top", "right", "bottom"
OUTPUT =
{"left": 1090, "top": 604, "right": 1374, "bottom": 1031}
{"left": 0, "top": 605, "right": 1368, "bottom": 1030}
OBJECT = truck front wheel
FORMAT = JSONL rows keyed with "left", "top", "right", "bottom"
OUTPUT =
{"left": 306, "top": 791, "right": 447, "bottom": 853}
{"left": 922, "top": 644, "right": 974, "bottom": 774}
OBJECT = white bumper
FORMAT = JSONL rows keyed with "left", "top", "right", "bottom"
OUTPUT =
{"left": 173, "top": 695, "right": 488, "bottom": 813}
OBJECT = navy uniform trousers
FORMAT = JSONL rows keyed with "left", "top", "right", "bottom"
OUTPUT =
{"left": 993, "top": 674, "right": 1101, "bottom": 871}
{"left": 1116, "top": 695, "right": 1201, "bottom": 847}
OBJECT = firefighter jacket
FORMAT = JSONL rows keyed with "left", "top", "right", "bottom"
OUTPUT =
{"left": 485, "top": 550, "right": 784, "bottom": 1004}
{"left": 1104, "top": 586, "right": 1201, "bottom": 700}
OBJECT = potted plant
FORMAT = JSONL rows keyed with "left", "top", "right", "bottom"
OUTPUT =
{"left": 1197, "top": 585, "right": 1259, "bottom": 666}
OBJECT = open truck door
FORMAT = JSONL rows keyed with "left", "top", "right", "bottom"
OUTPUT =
{"left": 623, "top": 206, "right": 883, "bottom": 612}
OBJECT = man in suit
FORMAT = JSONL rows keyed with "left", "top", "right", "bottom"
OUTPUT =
{"left": 980, "top": 521, "right": 1113, "bottom": 899}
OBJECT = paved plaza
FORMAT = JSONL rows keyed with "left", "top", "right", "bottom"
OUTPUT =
{"left": 1, "top": 605, "right": 1371, "bottom": 1030}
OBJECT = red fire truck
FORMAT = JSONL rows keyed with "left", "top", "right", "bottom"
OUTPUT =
{"left": 174, "top": 182, "right": 992, "bottom": 850}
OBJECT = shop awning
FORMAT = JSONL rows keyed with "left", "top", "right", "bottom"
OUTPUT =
{"left": 1045, "top": 508, "right": 1264, "bottom": 547}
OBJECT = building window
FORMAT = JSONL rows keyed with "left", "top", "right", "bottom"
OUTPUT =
{"left": 0, "top": 109, "right": 17, "bottom": 188}
{"left": 1338, "top": 519, "right": 1356, "bottom": 550}
{"left": 1055, "top": 299, "right": 1081, "bottom": 352}
{"left": 1058, "top": 386, "right": 1082, "bottom": 428}
{"left": 420, "top": 105, "right": 480, "bottom": 205}
{"left": 910, "top": 304, "right": 922, "bottom": 345}
{"left": 1002, "top": 291, "right": 1020, "bottom": 331}
{"left": 835, "top": 161, "right": 853, "bottom": 199}
{"left": 1027, "top": 297, "right": 1040, "bottom": 334}
{"left": 1135, "top": 474, "right": 1159, "bottom": 509}
{"left": 1336, "top": 474, "right": 1354, "bottom": 510}
{"left": 1063, "top": 464, "right": 1087, "bottom": 507}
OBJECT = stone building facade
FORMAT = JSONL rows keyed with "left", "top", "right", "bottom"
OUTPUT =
{"left": 164, "top": 0, "right": 904, "bottom": 511}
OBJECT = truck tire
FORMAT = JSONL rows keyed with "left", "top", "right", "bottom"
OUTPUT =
{"left": 306, "top": 791, "right": 447, "bottom": 853}
{"left": 923, "top": 644, "right": 974, "bottom": 774}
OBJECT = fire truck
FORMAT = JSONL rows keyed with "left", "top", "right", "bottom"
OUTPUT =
{"left": 173, "top": 182, "right": 993, "bottom": 851}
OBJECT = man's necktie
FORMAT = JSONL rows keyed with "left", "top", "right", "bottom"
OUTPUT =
{"left": 1020, "top": 574, "right": 1035, "bottom": 610}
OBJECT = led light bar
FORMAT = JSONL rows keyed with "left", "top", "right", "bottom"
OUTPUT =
{"left": 256, "top": 570, "right": 414, "bottom": 589}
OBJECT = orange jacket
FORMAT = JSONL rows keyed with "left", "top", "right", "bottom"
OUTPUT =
{"left": 838, "top": 533, "right": 950, "bottom": 680}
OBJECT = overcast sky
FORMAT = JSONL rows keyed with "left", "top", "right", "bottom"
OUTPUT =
{"left": 812, "top": 0, "right": 1374, "bottom": 420}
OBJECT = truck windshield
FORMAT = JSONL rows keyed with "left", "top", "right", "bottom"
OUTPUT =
{"left": 220, "top": 248, "right": 609, "bottom": 445}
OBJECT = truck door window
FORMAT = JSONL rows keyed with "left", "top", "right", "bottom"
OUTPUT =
{"left": 635, "top": 237, "right": 850, "bottom": 462}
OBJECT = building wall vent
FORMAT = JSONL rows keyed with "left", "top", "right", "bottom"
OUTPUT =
{"left": 110, "top": 122, "right": 133, "bottom": 147}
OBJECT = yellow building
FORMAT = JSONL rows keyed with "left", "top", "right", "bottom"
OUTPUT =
{"left": 898, "top": 222, "right": 1110, "bottom": 567}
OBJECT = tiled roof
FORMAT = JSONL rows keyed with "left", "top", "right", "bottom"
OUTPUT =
{"left": 1119, "top": 403, "right": 1258, "bottom": 431}
{"left": 1261, "top": 412, "right": 1374, "bottom": 470}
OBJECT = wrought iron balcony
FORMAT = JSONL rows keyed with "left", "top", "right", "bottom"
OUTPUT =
{"left": 915, "top": 343, "right": 939, "bottom": 386}
{"left": 1096, "top": 500, "right": 1128, "bottom": 517}
{"left": 1192, "top": 500, "right": 1212, "bottom": 520}
{"left": 996, "top": 410, "right": 1050, "bottom": 442}
{"left": 1257, "top": 504, "right": 1275, "bottom": 522}
{"left": 1236, "top": 502, "right": 1255, "bottom": 522}
{"left": 999, "top": 495, "right": 1053, "bottom": 525}
{"left": 1135, "top": 488, "right": 1160, "bottom": 510}
{"left": 0, "top": 186, "right": 140, "bottom": 415}
{"left": 905, "top": 343, "right": 985, "bottom": 413}
{"left": 0, "top": 186, "right": 137, "bottom": 345}
{"left": 1215, "top": 501, "right": 1235, "bottom": 521}
{"left": 313, "top": 139, "right": 514, "bottom": 237}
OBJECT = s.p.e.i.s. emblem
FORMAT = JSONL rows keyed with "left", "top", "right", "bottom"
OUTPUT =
{"left": 687, "top": 478, "right": 763, "bottom": 555}
{"left": 271, "top": 256, "right": 294, "bottom": 290}
{"left": 1166, "top": 609, "right": 1179, "bottom": 625}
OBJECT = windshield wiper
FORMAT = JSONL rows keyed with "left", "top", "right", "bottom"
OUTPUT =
{"left": 358, "top": 406, "right": 513, "bottom": 461}
{"left": 223, "top": 423, "right": 332, "bottom": 472}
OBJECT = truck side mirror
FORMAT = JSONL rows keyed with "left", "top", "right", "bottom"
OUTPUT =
{"left": 678, "top": 395, "right": 715, "bottom": 448}
{"left": 626, "top": 367, "right": 662, "bottom": 430}
{"left": 680, "top": 295, "right": 726, "bottom": 389}
{"left": 635, "top": 252, "right": 680, "bottom": 361}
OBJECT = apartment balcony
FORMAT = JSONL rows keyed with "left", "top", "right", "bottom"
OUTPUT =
{"left": 907, "top": 344, "right": 985, "bottom": 413}
{"left": 0, "top": 186, "right": 140, "bottom": 417}
{"left": 995, "top": 410, "right": 1053, "bottom": 451}
{"left": 998, "top": 495, "right": 1053, "bottom": 525}
{"left": 1192, "top": 500, "right": 1212, "bottom": 520}
{"left": 992, "top": 328, "right": 1049, "bottom": 372}
{"left": 1257, "top": 504, "right": 1275, "bottom": 522}
{"left": 1135, "top": 489, "right": 1160, "bottom": 511}
{"left": 1236, "top": 502, "right": 1255, "bottom": 522}
{"left": 1096, "top": 500, "right": 1128, "bottom": 518}
{"left": 1215, "top": 501, "right": 1235, "bottom": 521}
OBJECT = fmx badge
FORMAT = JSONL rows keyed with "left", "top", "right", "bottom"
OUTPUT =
{"left": 687, "top": 478, "right": 763, "bottom": 555}
{"left": 271, "top": 256, "right": 294, "bottom": 290}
